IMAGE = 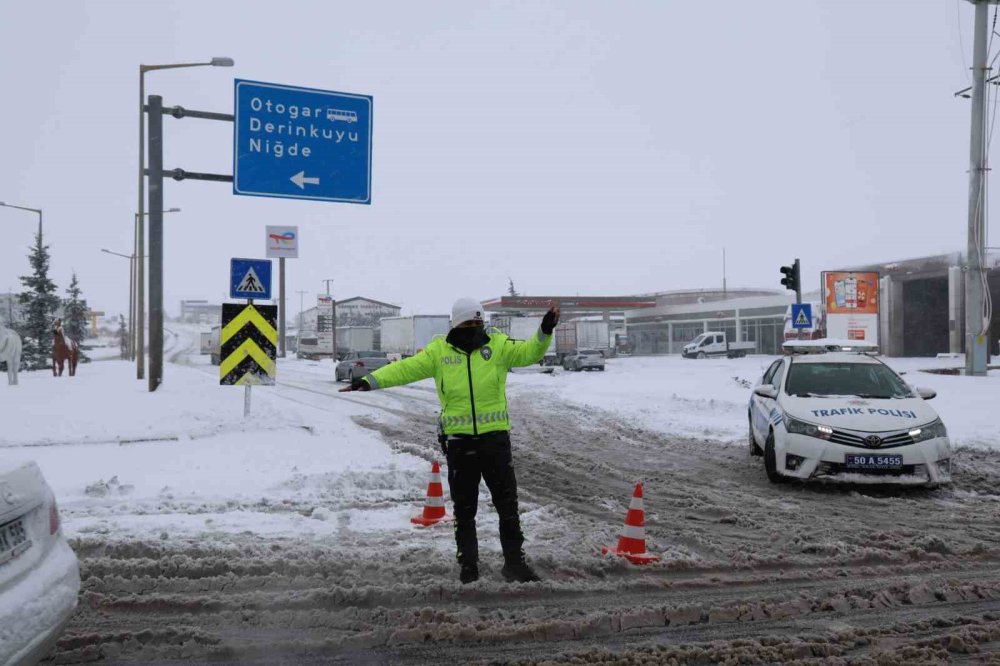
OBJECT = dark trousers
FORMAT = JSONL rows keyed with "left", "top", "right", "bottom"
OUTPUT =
{"left": 444, "top": 431, "right": 524, "bottom": 566}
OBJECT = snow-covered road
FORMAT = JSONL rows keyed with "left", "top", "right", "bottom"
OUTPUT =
{"left": 8, "top": 331, "right": 1000, "bottom": 664}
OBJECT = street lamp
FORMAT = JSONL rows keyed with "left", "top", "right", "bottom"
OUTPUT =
{"left": 102, "top": 248, "right": 137, "bottom": 358}
{"left": 131, "top": 207, "right": 180, "bottom": 362}
{"left": 137, "top": 58, "right": 233, "bottom": 381}
{"left": 0, "top": 201, "right": 43, "bottom": 237}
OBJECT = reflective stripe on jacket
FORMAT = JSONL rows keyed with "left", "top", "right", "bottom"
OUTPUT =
{"left": 364, "top": 329, "right": 551, "bottom": 436}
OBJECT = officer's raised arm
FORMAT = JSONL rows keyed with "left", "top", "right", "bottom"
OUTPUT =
{"left": 504, "top": 303, "right": 560, "bottom": 368}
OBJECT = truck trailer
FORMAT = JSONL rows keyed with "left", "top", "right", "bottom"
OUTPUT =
{"left": 380, "top": 315, "right": 450, "bottom": 357}
{"left": 553, "top": 320, "right": 611, "bottom": 363}
{"left": 335, "top": 326, "right": 375, "bottom": 360}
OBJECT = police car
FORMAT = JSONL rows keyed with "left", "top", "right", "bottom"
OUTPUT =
{"left": 748, "top": 347, "right": 951, "bottom": 486}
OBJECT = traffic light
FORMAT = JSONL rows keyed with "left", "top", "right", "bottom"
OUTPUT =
{"left": 780, "top": 259, "right": 800, "bottom": 294}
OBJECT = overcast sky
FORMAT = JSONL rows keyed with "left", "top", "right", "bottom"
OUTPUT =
{"left": 0, "top": 1, "right": 990, "bottom": 318}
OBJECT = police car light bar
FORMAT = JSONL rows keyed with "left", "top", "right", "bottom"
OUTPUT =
{"left": 782, "top": 338, "right": 881, "bottom": 355}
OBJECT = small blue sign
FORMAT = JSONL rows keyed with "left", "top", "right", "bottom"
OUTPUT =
{"left": 233, "top": 79, "right": 372, "bottom": 204}
{"left": 230, "top": 258, "right": 272, "bottom": 300}
{"left": 791, "top": 303, "right": 813, "bottom": 330}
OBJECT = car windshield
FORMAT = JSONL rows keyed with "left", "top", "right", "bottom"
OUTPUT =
{"left": 356, "top": 351, "right": 387, "bottom": 358}
{"left": 690, "top": 334, "right": 707, "bottom": 345}
{"left": 785, "top": 362, "right": 914, "bottom": 399}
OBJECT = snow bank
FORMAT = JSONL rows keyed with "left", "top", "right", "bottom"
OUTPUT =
{"left": 0, "top": 356, "right": 430, "bottom": 544}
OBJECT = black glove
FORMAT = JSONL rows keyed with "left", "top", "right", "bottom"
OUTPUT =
{"left": 340, "top": 377, "right": 372, "bottom": 392}
{"left": 541, "top": 307, "right": 560, "bottom": 335}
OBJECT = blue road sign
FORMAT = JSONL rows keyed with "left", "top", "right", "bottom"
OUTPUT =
{"left": 230, "top": 258, "right": 273, "bottom": 300}
{"left": 791, "top": 303, "right": 813, "bottom": 330}
{"left": 233, "top": 79, "right": 372, "bottom": 204}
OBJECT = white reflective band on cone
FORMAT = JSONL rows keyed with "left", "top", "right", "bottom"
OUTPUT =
{"left": 620, "top": 524, "right": 646, "bottom": 540}
{"left": 425, "top": 496, "right": 445, "bottom": 507}
{"left": 628, "top": 497, "right": 645, "bottom": 511}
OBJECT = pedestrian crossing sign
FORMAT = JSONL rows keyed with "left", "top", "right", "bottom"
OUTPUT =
{"left": 230, "top": 258, "right": 272, "bottom": 300}
{"left": 791, "top": 303, "right": 813, "bottom": 330}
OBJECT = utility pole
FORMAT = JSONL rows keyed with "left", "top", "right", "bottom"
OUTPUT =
{"left": 148, "top": 94, "right": 165, "bottom": 392}
{"left": 964, "top": 0, "right": 994, "bottom": 376}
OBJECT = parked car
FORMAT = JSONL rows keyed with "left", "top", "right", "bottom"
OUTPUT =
{"left": 682, "top": 332, "right": 755, "bottom": 359}
{"left": 562, "top": 349, "right": 605, "bottom": 372}
{"left": 0, "top": 460, "right": 80, "bottom": 665}
{"left": 748, "top": 350, "right": 951, "bottom": 486}
{"left": 335, "top": 351, "right": 392, "bottom": 383}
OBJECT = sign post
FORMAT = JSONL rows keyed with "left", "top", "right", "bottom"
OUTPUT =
{"left": 233, "top": 80, "right": 373, "bottom": 203}
{"left": 225, "top": 259, "right": 276, "bottom": 417}
{"left": 266, "top": 226, "right": 299, "bottom": 358}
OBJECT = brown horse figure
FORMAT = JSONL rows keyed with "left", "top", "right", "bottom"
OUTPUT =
{"left": 52, "top": 319, "right": 79, "bottom": 377}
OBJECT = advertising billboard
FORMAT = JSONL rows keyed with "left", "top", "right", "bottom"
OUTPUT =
{"left": 822, "top": 271, "right": 880, "bottom": 344}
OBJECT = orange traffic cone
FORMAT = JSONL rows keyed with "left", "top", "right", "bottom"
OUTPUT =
{"left": 411, "top": 460, "right": 451, "bottom": 527}
{"left": 602, "top": 481, "right": 660, "bottom": 564}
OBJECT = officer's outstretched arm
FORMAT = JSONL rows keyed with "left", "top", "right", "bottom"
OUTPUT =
{"left": 504, "top": 329, "right": 552, "bottom": 368}
{"left": 363, "top": 349, "right": 435, "bottom": 390}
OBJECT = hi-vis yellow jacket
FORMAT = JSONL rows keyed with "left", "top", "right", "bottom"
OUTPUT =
{"left": 363, "top": 329, "right": 551, "bottom": 436}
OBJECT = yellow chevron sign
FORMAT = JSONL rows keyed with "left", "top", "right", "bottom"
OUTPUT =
{"left": 220, "top": 303, "right": 277, "bottom": 386}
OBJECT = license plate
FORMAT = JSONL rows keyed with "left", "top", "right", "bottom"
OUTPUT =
{"left": 845, "top": 454, "right": 903, "bottom": 470}
{"left": 0, "top": 517, "right": 30, "bottom": 565}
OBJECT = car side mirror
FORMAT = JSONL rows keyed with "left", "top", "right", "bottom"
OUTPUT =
{"left": 753, "top": 385, "right": 778, "bottom": 399}
{"left": 916, "top": 387, "right": 936, "bottom": 400}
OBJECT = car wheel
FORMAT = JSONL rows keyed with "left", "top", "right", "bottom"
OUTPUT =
{"left": 697, "top": 351, "right": 706, "bottom": 359}
{"left": 348, "top": 371, "right": 355, "bottom": 385}
{"left": 764, "top": 430, "right": 786, "bottom": 484}
{"left": 749, "top": 415, "right": 762, "bottom": 456}
{"left": 598, "top": 366, "right": 605, "bottom": 372}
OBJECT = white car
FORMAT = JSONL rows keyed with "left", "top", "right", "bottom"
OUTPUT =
{"left": 0, "top": 460, "right": 80, "bottom": 665}
{"left": 748, "top": 352, "right": 951, "bottom": 486}
{"left": 562, "top": 349, "right": 605, "bottom": 372}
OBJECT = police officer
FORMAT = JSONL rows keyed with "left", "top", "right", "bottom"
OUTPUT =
{"left": 341, "top": 298, "right": 559, "bottom": 584}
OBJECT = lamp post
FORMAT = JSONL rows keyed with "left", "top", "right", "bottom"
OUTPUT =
{"left": 137, "top": 57, "right": 233, "bottom": 381}
{"left": 0, "top": 202, "right": 43, "bottom": 237}
{"left": 102, "top": 248, "right": 145, "bottom": 359}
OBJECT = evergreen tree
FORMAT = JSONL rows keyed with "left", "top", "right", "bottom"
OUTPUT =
{"left": 118, "top": 314, "right": 128, "bottom": 359}
{"left": 507, "top": 277, "right": 519, "bottom": 297}
{"left": 64, "top": 272, "right": 89, "bottom": 343}
{"left": 17, "top": 230, "right": 60, "bottom": 370}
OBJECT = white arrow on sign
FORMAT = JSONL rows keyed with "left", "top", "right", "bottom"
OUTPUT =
{"left": 290, "top": 171, "right": 320, "bottom": 189}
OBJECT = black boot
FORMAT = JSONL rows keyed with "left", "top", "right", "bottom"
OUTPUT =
{"left": 460, "top": 562, "right": 479, "bottom": 584}
{"left": 501, "top": 551, "right": 540, "bottom": 583}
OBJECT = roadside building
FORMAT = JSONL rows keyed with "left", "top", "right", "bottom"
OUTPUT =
{"left": 335, "top": 296, "right": 401, "bottom": 326}
{"left": 624, "top": 289, "right": 796, "bottom": 356}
